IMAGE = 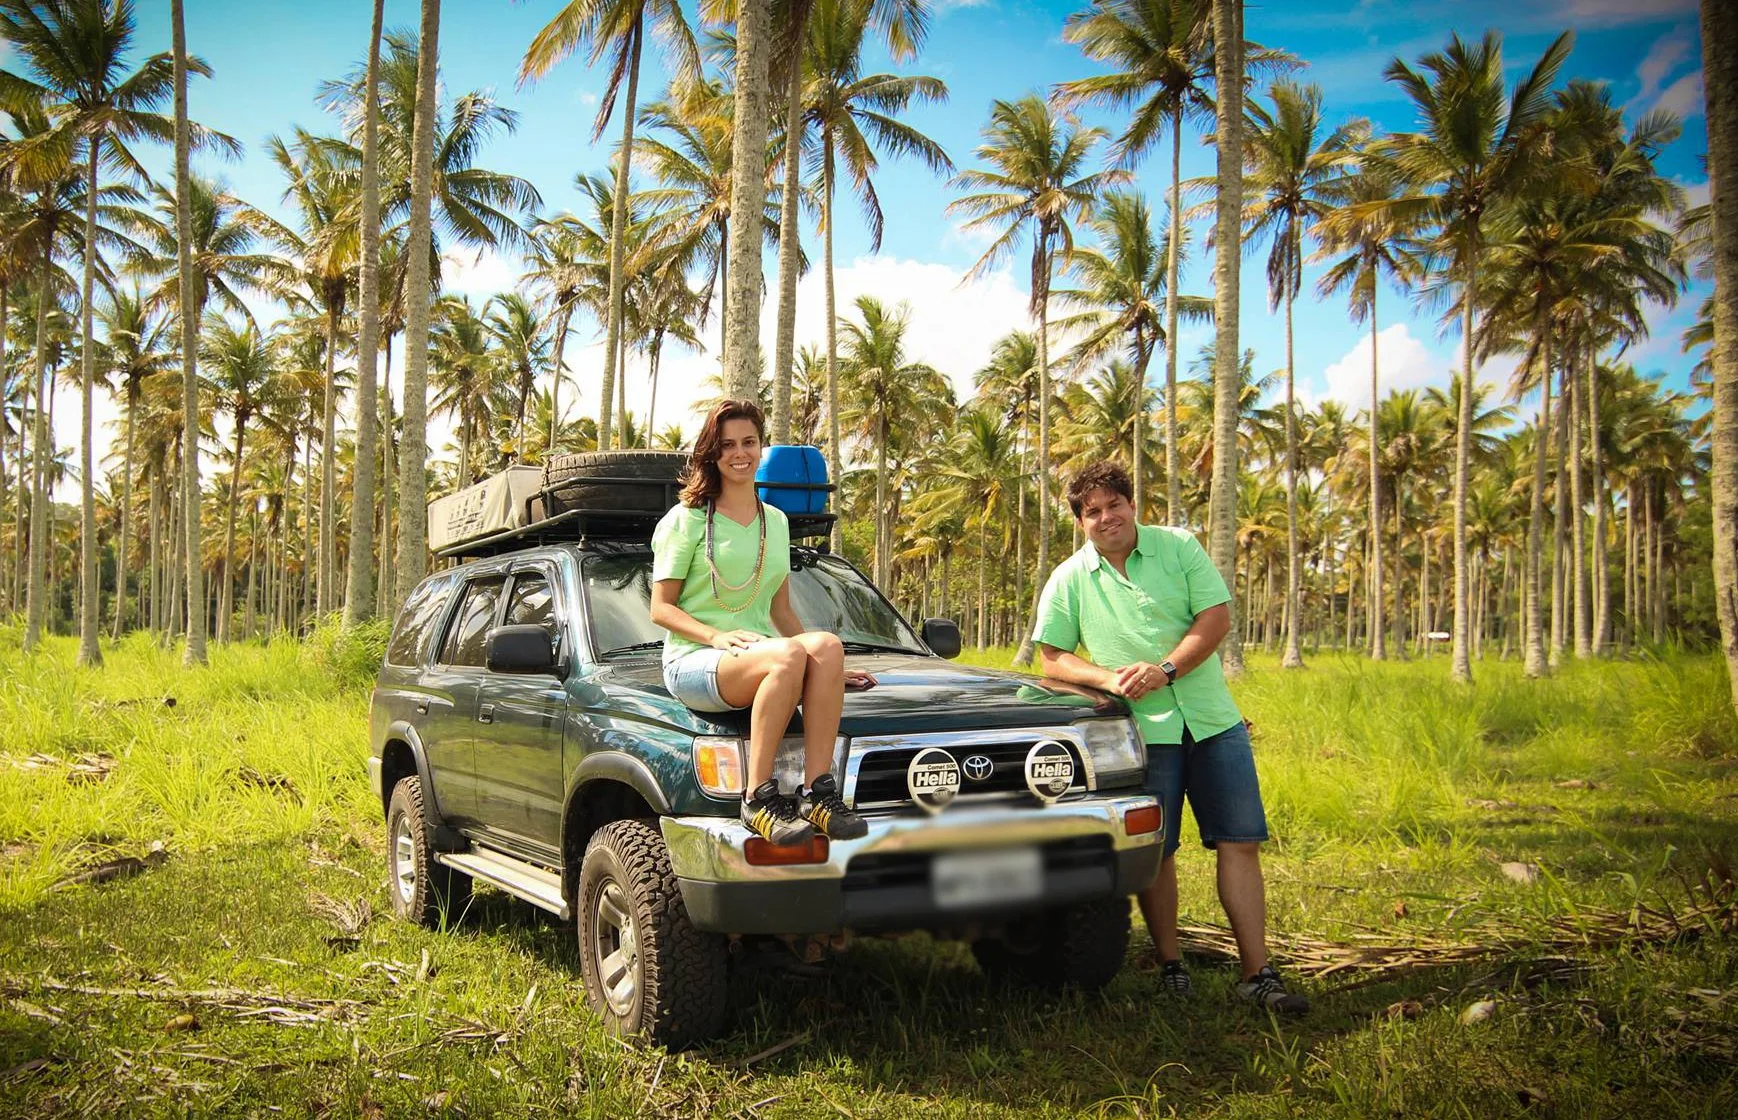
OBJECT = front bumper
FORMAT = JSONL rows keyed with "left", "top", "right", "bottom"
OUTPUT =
{"left": 662, "top": 794, "right": 1162, "bottom": 934}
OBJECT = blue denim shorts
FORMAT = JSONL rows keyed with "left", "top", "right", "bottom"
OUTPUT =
{"left": 662, "top": 647, "right": 740, "bottom": 712}
{"left": 1145, "top": 721, "right": 1269, "bottom": 857}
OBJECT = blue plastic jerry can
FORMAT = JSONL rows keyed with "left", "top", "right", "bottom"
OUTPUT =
{"left": 756, "top": 445, "right": 829, "bottom": 514}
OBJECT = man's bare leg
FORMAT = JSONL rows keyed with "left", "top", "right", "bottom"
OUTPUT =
{"left": 1215, "top": 841, "right": 1269, "bottom": 979}
{"left": 1138, "top": 855, "right": 1182, "bottom": 961}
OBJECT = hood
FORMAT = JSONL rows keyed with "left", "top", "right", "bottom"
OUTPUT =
{"left": 585, "top": 653, "right": 1128, "bottom": 738}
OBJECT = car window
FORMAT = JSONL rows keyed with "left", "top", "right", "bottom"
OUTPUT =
{"left": 438, "top": 577, "right": 505, "bottom": 668}
{"left": 582, "top": 552, "right": 926, "bottom": 657}
{"left": 504, "top": 572, "right": 556, "bottom": 635}
{"left": 385, "top": 576, "right": 450, "bottom": 667}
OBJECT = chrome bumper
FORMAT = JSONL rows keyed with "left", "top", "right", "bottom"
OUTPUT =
{"left": 661, "top": 793, "right": 1160, "bottom": 884}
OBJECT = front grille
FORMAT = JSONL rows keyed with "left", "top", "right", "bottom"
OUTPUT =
{"left": 849, "top": 739, "right": 1087, "bottom": 808}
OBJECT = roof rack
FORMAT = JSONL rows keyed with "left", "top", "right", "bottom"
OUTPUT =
{"left": 433, "top": 502, "right": 838, "bottom": 560}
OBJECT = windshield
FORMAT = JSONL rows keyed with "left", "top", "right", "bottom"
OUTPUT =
{"left": 582, "top": 551, "right": 928, "bottom": 658}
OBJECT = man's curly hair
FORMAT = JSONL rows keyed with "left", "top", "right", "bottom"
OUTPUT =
{"left": 1066, "top": 460, "right": 1134, "bottom": 517}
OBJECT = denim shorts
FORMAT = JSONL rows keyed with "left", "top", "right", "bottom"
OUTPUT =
{"left": 662, "top": 647, "right": 741, "bottom": 713}
{"left": 1145, "top": 721, "right": 1269, "bottom": 857}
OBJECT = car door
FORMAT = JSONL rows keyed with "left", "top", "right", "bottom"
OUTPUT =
{"left": 423, "top": 574, "right": 507, "bottom": 827}
{"left": 472, "top": 564, "right": 569, "bottom": 851}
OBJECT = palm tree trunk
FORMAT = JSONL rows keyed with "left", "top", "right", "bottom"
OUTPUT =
{"left": 378, "top": 348, "right": 395, "bottom": 616}
{"left": 548, "top": 302, "right": 572, "bottom": 454}
{"left": 1586, "top": 344, "right": 1609, "bottom": 654}
{"left": 823, "top": 141, "right": 843, "bottom": 554}
{"left": 301, "top": 428, "right": 315, "bottom": 625}
{"left": 344, "top": 0, "right": 387, "bottom": 627}
{"left": 1705, "top": 0, "right": 1738, "bottom": 709}
{"left": 647, "top": 340, "right": 663, "bottom": 435}
{"left": 23, "top": 247, "right": 52, "bottom": 653}
{"left": 1282, "top": 286, "right": 1303, "bottom": 668}
{"left": 220, "top": 420, "right": 246, "bottom": 642}
{"left": 1392, "top": 477, "right": 1406, "bottom": 660}
{"left": 1368, "top": 285, "right": 1384, "bottom": 660}
{"left": 77, "top": 136, "right": 104, "bottom": 667}
{"left": 770, "top": 43, "right": 807, "bottom": 445}
{"left": 395, "top": 0, "right": 441, "bottom": 603}
{"left": 1133, "top": 334, "right": 1153, "bottom": 521}
{"left": 1570, "top": 343, "right": 1589, "bottom": 658}
{"left": 172, "top": 0, "right": 205, "bottom": 665}
{"left": 317, "top": 303, "right": 341, "bottom": 617}
{"left": 1012, "top": 238, "right": 1055, "bottom": 669}
{"left": 147, "top": 472, "right": 160, "bottom": 634}
{"left": 1524, "top": 329, "right": 1550, "bottom": 676}
{"left": 1551, "top": 362, "right": 1568, "bottom": 662}
{"left": 1208, "top": 0, "right": 1245, "bottom": 676}
{"left": 1449, "top": 238, "right": 1476, "bottom": 683}
{"left": 113, "top": 379, "right": 137, "bottom": 640}
{"left": 598, "top": 21, "right": 643, "bottom": 449}
{"left": 245, "top": 503, "right": 259, "bottom": 639}
{"left": 1165, "top": 109, "right": 1183, "bottom": 527}
{"left": 975, "top": 517, "right": 988, "bottom": 649}
{"left": 723, "top": 0, "right": 773, "bottom": 401}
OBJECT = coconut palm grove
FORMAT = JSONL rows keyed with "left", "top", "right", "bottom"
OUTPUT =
{"left": 1, "top": 0, "right": 1736, "bottom": 1114}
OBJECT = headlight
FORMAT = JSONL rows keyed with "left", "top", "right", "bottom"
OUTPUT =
{"left": 692, "top": 735, "right": 816, "bottom": 798}
{"left": 1076, "top": 718, "right": 1144, "bottom": 788}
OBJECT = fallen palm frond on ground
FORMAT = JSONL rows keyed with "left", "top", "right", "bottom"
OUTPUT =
{"left": 1179, "top": 878, "right": 1737, "bottom": 988}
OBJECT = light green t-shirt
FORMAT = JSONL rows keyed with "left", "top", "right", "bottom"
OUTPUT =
{"left": 1032, "top": 524, "right": 1241, "bottom": 745}
{"left": 651, "top": 501, "right": 791, "bottom": 664}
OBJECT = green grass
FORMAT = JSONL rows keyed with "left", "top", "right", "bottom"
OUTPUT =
{"left": 1, "top": 632, "right": 1735, "bottom": 1117}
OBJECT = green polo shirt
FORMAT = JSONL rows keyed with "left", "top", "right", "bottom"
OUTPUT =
{"left": 651, "top": 502, "right": 791, "bottom": 664}
{"left": 1032, "top": 524, "right": 1240, "bottom": 745}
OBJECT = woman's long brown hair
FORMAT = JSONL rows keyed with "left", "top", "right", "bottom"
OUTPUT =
{"left": 679, "top": 398, "right": 766, "bottom": 507}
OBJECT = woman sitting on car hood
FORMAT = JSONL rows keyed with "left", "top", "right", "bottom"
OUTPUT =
{"left": 648, "top": 398, "right": 873, "bottom": 847}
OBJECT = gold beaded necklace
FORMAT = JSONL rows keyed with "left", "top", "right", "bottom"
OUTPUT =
{"left": 704, "top": 498, "right": 766, "bottom": 612}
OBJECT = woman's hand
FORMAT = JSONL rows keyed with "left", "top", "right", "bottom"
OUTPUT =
{"left": 710, "top": 629, "right": 764, "bottom": 652}
{"left": 844, "top": 669, "right": 877, "bottom": 691}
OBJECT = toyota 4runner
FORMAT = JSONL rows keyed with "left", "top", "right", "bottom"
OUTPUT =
{"left": 369, "top": 453, "right": 1163, "bottom": 1048}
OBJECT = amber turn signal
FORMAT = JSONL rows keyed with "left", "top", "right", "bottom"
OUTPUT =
{"left": 744, "top": 834, "right": 831, "bottom": 866}
{"left": 1123, "top": 805, "right": 1163, "bottom": 837}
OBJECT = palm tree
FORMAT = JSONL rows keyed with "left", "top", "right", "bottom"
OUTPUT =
{"left": 1053, "top": 189, "right": 1210, "bottom": 521}
{"left": 837, "top": 294, "right": 952, "bottom": 585}
{"left": 974, "top": 329, "right": 1044, "bottom": 617}
{"left": 97, "top": 286, "right": 173, "bottom": 637}
{"left": 345, "top": 0, "right": 385, "bottom": 626}
{"left": 1315, "top": 149, "right": 1420, "bottom": 662}
{"left": 800, "top": 0, "right": 951, "bottom": 544}
{"left": 521, "top": 0, "right": 697, "bottom": 450}
{"left": 201, "top": 316, "right": 274, "bottom": 642}
{"left": 170, "top": 0, "right": 204, "bottom": 663}
{"left": 395, "top": 0, "right": 440, "bottom": 609}
{"left": 430, "top": 295, "right": 502, "bottom": 487}
{"left": 0, "top": 0, "right": 235, "bottom": 665}
{"left": 923, "top": 405, "right": 1016, "bottom": 648}
{"left": 522, "top": 215, "right": 590, "bottom": 456}
{"left": 1241, "top": 79, "right": 1358, "bottom": 668}
{"left": 1379, "top": 28, "right": 1573, "bottom": 683}
{"left": 948, "top": 94, "right": 1121, "bottom": 665}
{"left": 722, "top": 0, "right": 775, "bottom": 401}
{"left": 484, "top": 292, "right": 549, "bottom": 455}
{"left": 1056, "top": 0, "right": 1213, "bottom": 528}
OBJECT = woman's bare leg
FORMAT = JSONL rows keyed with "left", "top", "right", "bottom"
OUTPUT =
{"left": 715, "top": 639, "right": 806, "bottom": 787}
{"left": 791, "top": 631, "right": 845, "bottom": 781}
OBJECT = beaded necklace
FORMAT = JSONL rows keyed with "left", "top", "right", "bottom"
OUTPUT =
{"left": 704, "top": 497, "right": 766, "bottom": 612}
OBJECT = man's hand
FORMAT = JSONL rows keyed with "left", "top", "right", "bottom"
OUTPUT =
{"left": 709, "top": 630, "right": 763, "bottom": 652}
{"left": 1111, "top": 661, "right": 1167, "bottom": 700}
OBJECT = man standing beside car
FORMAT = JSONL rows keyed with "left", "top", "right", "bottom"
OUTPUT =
{"left": 1032, "top": 460, "right": 1308, "bottom": 1014}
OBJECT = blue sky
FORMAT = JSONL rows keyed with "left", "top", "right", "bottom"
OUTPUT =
{"left": 39, "top": 0, "right": 1713, "bottom": 464}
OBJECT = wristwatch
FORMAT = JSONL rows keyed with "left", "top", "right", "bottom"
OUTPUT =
{"left": 1159, "top": 660, "right": 1178, "bottom": 684}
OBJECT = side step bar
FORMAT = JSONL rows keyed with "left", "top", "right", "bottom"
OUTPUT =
{"left": 437, "top": 848, "right": 569, "bottom": 920}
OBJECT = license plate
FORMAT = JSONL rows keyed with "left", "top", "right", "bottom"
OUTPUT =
{"left": 931, "top": 847, "right": 1043, "bottom": 910}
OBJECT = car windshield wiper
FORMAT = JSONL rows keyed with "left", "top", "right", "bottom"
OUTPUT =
{"left": 600, "top": 640, "right": 664, "bottom": 659}
{"left": 840, "top": 640, "right": 918, "bottom": 655}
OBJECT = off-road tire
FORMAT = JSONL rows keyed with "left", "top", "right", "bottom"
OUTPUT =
{"left": 577, "top": 819, "right": 729, "bottom": 1048}
{"left": 538, "top": 451, "right": 687, "bottom": 515}
{"left": 972, "top": 897, "right": 1131, "bottom": 992}
{"left": 386, "top": 776, "right": 472, "bottom": 929}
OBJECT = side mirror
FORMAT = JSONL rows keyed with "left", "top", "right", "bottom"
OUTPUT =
{"left": 920, "top": 618, "right": 961, "bottom": 660}
{"left": 485, "top": 624, "right": 560, "bottom": 675}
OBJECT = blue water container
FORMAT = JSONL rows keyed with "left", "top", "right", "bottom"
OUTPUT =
{"left": 756, "top": 445, "right": 829, "bottom": 514}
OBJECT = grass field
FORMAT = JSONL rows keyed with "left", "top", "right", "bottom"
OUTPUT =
{"left": 2, "top": 628, "right": 1735, "bottom": 1117}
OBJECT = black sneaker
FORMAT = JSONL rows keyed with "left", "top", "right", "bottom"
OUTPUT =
{"left": 798, "top": 774, "right": 867, "bottom": 840}
{"left": 741, "top": 780, "right": 814, "bottom": 846}
{"left": 1235, "top": 964, "right": 1310, "bottom": 1015}
{"left": 1159, "top": 959, "right": 1193, "bottom": 997}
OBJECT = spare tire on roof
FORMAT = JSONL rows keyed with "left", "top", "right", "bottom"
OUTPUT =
{"left": 532, "top": 450, "right": 688, "bottom": 518}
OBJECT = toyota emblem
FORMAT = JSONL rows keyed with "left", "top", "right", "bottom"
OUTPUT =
{"left": 962, "top": 754, "right": 994, "bottom": 782}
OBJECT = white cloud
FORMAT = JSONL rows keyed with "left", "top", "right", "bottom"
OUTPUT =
{"left": 1634, "top": 25, "right": 1694, "bottom": 104}
{"left": 1315, "top": 323, "right": 1446, "bottom": 411}
{"left": 1654, "top": 71, "right": 1705, "bottom": 120}
{"left": 440, "top": 247, "right": 520, "bottom": 301}
{"left": 1563, "top": 0, "right": 1697, "bottom": 26}
{"left": 1677, "top": 178, "right": 1711, "bottom": 210}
